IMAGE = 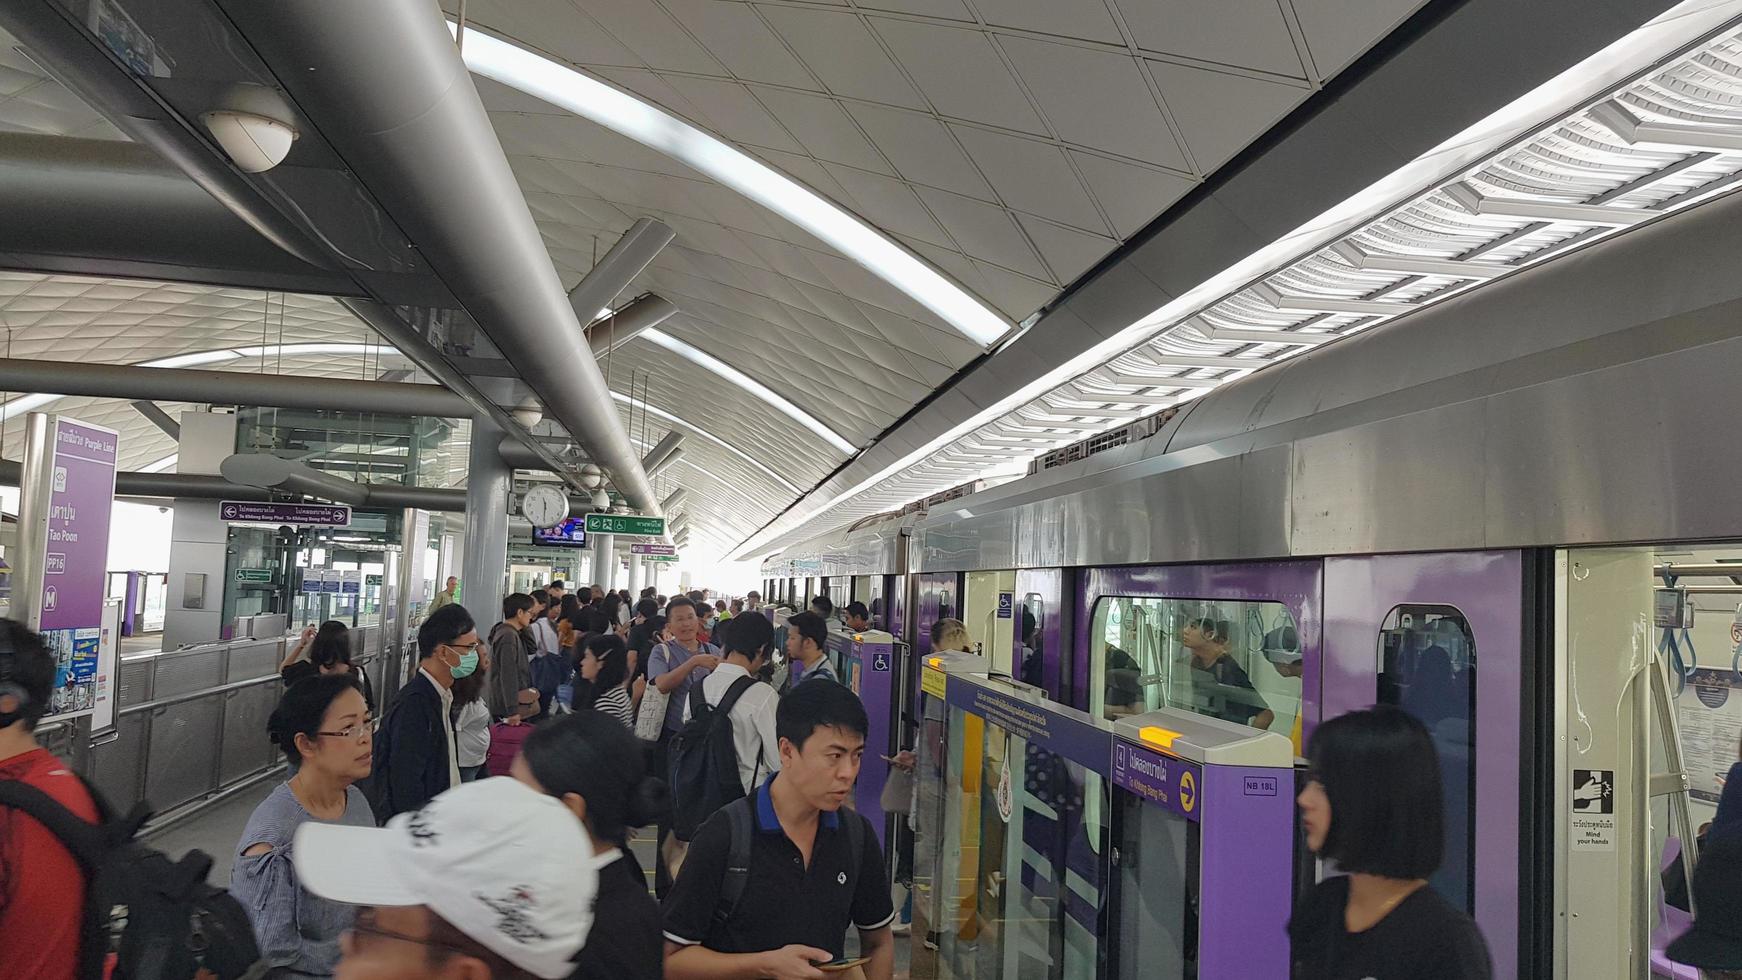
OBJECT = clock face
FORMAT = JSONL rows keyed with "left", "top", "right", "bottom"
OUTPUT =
{"left": 521, "top": 486, "right": 569, "bottom": 528}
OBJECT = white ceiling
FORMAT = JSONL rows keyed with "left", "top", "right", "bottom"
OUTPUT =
{"left": 0, "top": 0, "right": 1438, "bottom": 559}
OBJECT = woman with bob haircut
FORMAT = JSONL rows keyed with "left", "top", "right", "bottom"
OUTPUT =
{"left": 1289, "top": 705, "right": 1491, "bottom": 979}
{"left": 513, "top": 710, "right": 668, "bottom": 980}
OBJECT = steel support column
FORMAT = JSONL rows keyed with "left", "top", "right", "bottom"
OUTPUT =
{"left": 461, "top": 415, "right": 511, "bottom": 619}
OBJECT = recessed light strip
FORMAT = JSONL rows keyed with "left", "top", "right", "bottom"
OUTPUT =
{"left": 451, "top": 24, "right": 1011, "bottom": 349}
{"left": 639, "top": 329, "right": 856, "bottom": 454}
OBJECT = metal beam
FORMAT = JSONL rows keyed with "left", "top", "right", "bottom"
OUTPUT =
{"left": 1591, "top": 99, "right": 1742, "bottom": 153}
{"left": 662, "top": 487, "right": 689, "bottom": 511}
{"left": 1186, "top": 323, "right": 1336, "bottom": 347}
{"left": 219, "top": 454, "right": 371, "bottom": 505}
{"left": 587, "top": 292, "right": 679, "bottom": 359}
{"left": 1252, "top": 282, "right": 1415, "bottom": 317}
{"left": 130, "top": 400, "right": 181, "bottom": 440}
{"left": 227, "top": 0, "right": 658, "bottom": 513}
{"left": 641, "top": 431, "right": 685, "bottom": 475}
{"left": 0, "top": 356, "right": 470, "bottom": 417}
{"left": 1445, "top": 180, "right": 1658, "bottom": 227}
{"left": 1328, "top": 240, "right": 1505, "bottom": 281}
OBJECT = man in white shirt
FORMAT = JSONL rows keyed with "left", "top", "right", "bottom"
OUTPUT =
{"left": 682, "top": 611, "right": 780, "bottom": 796}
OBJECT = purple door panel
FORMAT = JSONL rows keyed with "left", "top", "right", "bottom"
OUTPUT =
{"left": 1323, "top": 551, "right": 1523, "bottom": 979}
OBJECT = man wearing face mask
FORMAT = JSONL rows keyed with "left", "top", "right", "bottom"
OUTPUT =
{"left": 369, "top": 604, "right": 481, "bottom": 824}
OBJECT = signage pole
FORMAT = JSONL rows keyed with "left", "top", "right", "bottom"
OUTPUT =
{"left": 13, "top": 412, "right": 53, "bottom": 629}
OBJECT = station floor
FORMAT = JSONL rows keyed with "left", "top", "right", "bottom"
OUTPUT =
{"left": 149, "top": 776, "right": 910, "bottom": 976}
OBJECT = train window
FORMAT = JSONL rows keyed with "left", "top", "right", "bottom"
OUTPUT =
{"left": 1019, "top": 594, "right": 1045, "bottom": 688}
{"left": 1090, "top": 596, "right": 1303, "bottom": 739}
{"left": 1376, "top": 604, "right": 1476, "bottom": 914}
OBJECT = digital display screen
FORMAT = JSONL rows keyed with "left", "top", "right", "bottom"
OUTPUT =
{"left": 532, "top": 518, "right": 587, "bottom": 548}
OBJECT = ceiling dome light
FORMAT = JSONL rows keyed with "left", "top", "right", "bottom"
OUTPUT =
{"left": 201, "top": 110, "right": 298, "bottom": 173}
{"left": 590, "top": 488, "right": 610, "bottom": 510}
{"left": 510, "top": 398, "right": 543, "bottom": 428}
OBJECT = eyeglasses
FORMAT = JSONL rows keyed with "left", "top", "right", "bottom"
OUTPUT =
{"left": 316, "top": 718, "right": 374, "bottom": 741}
{"left": 442, "top": 640, "right": 481, "bottom": 655}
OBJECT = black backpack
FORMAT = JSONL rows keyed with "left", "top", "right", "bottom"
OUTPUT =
{"left": 0, "top": 778, "right": 263, "bottom": 980}
{"left": 669, "top": 675, "right": 760, "bottom": 842}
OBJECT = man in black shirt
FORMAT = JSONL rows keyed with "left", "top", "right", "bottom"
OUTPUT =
{"left": 663, "top": 679, "right": 895, "bottom": 980}
{"left": 1181, "top": 618, "right": 1274, "bottom": 731}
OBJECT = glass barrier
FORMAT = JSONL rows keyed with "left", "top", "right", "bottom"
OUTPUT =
{"left": 928, "top": 676, "right": 1110, "bottom": 980}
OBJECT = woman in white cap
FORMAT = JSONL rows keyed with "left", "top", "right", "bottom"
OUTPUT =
{"left": 514, "top": 710, "right": 668, "bottom": 979}
{"left": 291, "top": 777, "right": 599, "bottom": 979}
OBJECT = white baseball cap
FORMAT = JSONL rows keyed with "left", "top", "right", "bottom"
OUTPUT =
{"left": 293, "top": 777, "right": 597, "bottom": 979}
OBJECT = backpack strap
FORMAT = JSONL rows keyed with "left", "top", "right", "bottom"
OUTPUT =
{"left": 716, "top": 674, "right": 758, "bottom": 714}
{"left": 687, "top": 677, "right": 710, "bottom": 718}
{"left": 715, "top": 797, "right": 755, "bottom": 929}
{"left": 0, "top": 779, "right": 108, "bottom": 871}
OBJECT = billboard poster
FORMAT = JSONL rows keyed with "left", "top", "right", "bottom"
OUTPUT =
{"left": 34, "top": 417, "right": 119, "bottom": 724}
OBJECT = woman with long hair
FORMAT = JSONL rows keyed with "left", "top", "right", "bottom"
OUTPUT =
{"left": 513, "top": 712, "right": 667, "bottom": 980}
{"left": 233, "top": 675, "right": 375, "bottom": 976}
{"left": 450, "top": 642, "right": 491, "bottom": 782}
{"left": 279, "top": 620, "right": 376, "bottom": 712}
{"left": 1290, "top": 706, "right": 1491, "bottom": 978}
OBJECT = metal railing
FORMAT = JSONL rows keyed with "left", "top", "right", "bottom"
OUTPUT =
{"left": 37, "top": 623, "right": 413, "bottom": 832}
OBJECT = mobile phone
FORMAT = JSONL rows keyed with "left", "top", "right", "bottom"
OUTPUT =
{"left": 818, "top": 957, "right": 870, "bottom": 972}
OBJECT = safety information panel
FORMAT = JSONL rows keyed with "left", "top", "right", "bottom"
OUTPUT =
{"left": 1678, "top": 668, "right": 1742, "bottom": 804}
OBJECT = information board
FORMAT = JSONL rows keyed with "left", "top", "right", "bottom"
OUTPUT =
{"left": 583, "top": 513, "right": 665, "bottom": 537}
{"left": 1679, "top": 667, "right": 1742, "bottom": 804}
{"left": 36, "top": 417, "right": 119, "bottom": 724}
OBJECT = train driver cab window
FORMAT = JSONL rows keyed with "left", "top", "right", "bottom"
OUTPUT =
{"left": 1376, "top": 605, "right": 1476, "bottom": 913}
{"left": 1090, "top": 596, "right": 1303, "bottom": 739}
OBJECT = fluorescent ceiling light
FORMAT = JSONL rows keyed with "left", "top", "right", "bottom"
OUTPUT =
{"left": 640, "top": 329, "right": 856, "bottom": 454}
{"left": 138, "top": 453, "right": 179, "bottom": 473}
{"left": 0, "top": 393, "right": 60, "bottom": 422}
{"left": 730, "top": 0, "right": 1742, "bottom": 559}
{"left": 452, "top": 24, "right": 1011, "bottom": 349}
{"left": 611, "top": 390, "right": 801, "bottom": 495}
{"left": 141, "top": 350, "right": 243, "bottom": 369}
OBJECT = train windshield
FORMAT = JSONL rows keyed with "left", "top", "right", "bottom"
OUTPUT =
{"left": 1091, "top": 597, "right": 1303, "bottom": 746}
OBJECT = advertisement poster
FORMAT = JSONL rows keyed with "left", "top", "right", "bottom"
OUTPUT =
{"left": 38, "top": 417, "right": 119, "bottom": 724}
{"left": 1679, "top": 667, "right": 1742, "bottom": 804}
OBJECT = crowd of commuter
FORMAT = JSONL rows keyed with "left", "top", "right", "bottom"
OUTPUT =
{"left": 5, "top": 577, "right": 1739, "bottom": 980}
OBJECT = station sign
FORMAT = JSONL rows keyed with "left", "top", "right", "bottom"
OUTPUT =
{"left": 234, "top": 567, "right": 274, "bottom": 584}
{"left": 583, "top": 513, "right": 665, "bottom": 537}
{"left": 221, "top": 501, "right": 352, "bottom": 527}
{"left": 1112, "top": 741, "right": 1201, "bottom": 822}
{"left": 642, "top": 554, "right": 679, "bottom": 563}
{"left": 630, "top": 542, "right": 676, "bottom": 556}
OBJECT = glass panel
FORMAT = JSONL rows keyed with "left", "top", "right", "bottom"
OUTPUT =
{"left": 935, "top": 713, "right": 1108, "bottom": 979}
{"left": 1376, "top": 604, "right": 1476, "bottom": 913}
{"left": 1113, "top": 790, "right": 1198, "bottom": 979}
{"left": 911, "top": 679, "right": 953, "bottom": 980}
{"left": 1090, "top": 596, "right": 1302, "bottom": 738}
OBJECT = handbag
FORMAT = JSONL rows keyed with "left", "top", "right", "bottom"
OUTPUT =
{"left": 879, "top": 762, "right": 914, "bottom": 814}
{"left": 635, "top": 681, "right": 669, "bottom": 741}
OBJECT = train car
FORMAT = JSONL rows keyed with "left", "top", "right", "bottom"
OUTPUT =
{"left": 765, "top": 168, "right": 1742, "bottom": 980}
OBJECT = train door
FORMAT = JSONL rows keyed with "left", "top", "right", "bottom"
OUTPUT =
{"left": 1015, "top": 567, "right": 1072, "bottom": 701}
{"left": 1554, "top": 544, "right": 1739, "bottom": 980}
{"left": 962, "top": 570, "right": 1016, "bottom": 674}
{"left": 1322, "top": 552, "right": 1529, "bottom": 979}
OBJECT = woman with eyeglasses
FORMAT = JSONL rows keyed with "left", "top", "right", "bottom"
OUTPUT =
{"left": 234, "top": 674, "right": 376, "bottom": 977}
